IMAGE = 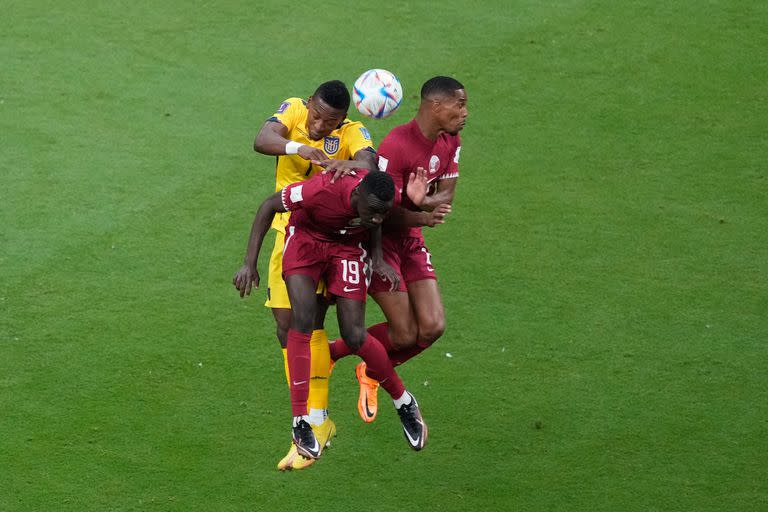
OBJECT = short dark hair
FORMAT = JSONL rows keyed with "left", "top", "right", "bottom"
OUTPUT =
{"left": 420, "top": 76, "right": 465, "bottom": 99}
{"left": 360, "top": 171, "right": 395, "bottom": 203}
{"left": 314, "top": 80, "right": 351, "bottom": 111}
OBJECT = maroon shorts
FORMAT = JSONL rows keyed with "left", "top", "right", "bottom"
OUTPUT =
{"left": 368, "top": 235, "right": 436, "bottom": 294}
{"left": 281, "top": 226, "right": 370, "bottom": 301}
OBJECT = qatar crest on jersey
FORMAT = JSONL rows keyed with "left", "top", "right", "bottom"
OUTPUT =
{"left": 324, "top": 136, "right": 340, "bottom": 155}
{"left": 428, "top": 155, "right": 440, "bottom": 174}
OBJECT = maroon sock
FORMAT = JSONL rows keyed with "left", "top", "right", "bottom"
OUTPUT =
{"left": 329, "top": 338, "right": 354, "bottom": 361}
{"left": 388, "top": 344, "right": 429, "bottom": 366}
{"left": 356, "top": 333, "right": 406, "bottom": 399}
{"left": 366, "top": 322, "right": 395, "bottom": 353}
{"left": 287, "top": 329, "right": 312, "bottom": 417}
{"left": 367, "top": 321, "right": 429, "bottom": 367}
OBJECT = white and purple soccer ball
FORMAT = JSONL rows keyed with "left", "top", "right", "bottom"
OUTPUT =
{"left": 353, "top": 69, "right": 403, "bottom": 119}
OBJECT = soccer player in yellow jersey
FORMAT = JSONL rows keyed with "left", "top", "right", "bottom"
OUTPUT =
{"left": 250, "top": 80, "right": 377, "bottom": 470}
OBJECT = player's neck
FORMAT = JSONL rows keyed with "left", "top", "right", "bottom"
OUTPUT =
{"left": 415, "top": 113, "right": 442, "bottom": 142}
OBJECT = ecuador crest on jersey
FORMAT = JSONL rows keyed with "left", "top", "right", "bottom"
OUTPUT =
{"left": 324, "top": 136, "right": 340, "bottom": 155}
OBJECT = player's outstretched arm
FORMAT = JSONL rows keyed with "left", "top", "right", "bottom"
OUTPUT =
{"left": 233, "top": 192, "right": 286, "bottom": 298}
{"left": 317, "top": 148, "right": 378, "bottom": 183}
{"left": 253, "top": 121, "right": 326, "bottom": 161}
{"left": 387, "top": 204, "right": 451, "bottom": 229}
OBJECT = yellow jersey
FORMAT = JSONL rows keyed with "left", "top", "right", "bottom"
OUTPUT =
{"left": 267, "top": 97, "right": 375, "bottom": 232}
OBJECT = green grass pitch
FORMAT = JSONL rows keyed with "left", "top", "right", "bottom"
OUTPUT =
{"left": 1, "top": 1, "right": 766, "bottom": 510}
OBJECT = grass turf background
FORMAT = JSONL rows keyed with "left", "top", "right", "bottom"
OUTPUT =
{"left": 1, "top": 1, "right": 766, "bottom": 510}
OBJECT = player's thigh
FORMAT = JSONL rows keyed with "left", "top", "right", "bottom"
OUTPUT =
{"left": 282, "top": 228, "right": 325, "bottom": 332}
{"left": 312, "top": 297, "right": 331, "bottom": 330}
{"left": 370, "top": 290, "right": 418, "bottom": 348}
{"left": 406, "top": 278, "right": 445, "bottom": 340}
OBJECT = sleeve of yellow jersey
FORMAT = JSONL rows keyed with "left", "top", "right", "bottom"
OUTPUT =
{"left": 268, "top": 98, "right": 304, "bottom": 132}
{"left": 341, "top": 120, "right": 376, "bottom": 158}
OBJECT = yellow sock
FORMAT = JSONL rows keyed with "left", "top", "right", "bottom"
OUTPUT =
{"left": 281, "top": 348, "right": 290, "bottom": 387}
{"left": 307, "top": 329, "right": 330, "bottom": 411}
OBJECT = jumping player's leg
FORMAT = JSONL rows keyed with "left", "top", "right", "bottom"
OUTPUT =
{"left": 404, "top": 277, "right": 446, "bottom": 350}
{"left": 269, "top": 233, "right": 335, "bottom": 468}
{"left": 284, "top": 273, "right": 323, "bottom": 459}
{"left": 279, "top": 227, "right": 336, "bottom": 461}
{"left": 274, "top": 298, "right": 335, "bottom": 469}
{"left": 351, "top": 238, "right": 421, "bottom": 423}
{"left": 368, "top": 291, "right": 418, "bottom": 351}
{"left": 365, "top": 235, "right": 418, "bottom": 352}
{"left": 322, "top": 241, "right": 427, "bottom": 450}
{"left": 276, "top": 297, "right": 335, "bottom": 470}
{"left": 334, "top": 298, "right": 405, "bottom": 397}
{"left": 272, "top": 302, "right": 333, "bottom": 427}
{"left": 368, "top": 279, "right": 444, "bottom": 366}
{"left": 333, "top": 296, "right": 428, "bottom": 451}
{"left": 267, "top": 234, "right": 332, "bottom": 407}
{"left": 367, "top": 237, "right": 443, "bottom": 354}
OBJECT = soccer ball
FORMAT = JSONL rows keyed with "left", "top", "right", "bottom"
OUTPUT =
{"left": 352, "top": 69, "right": 403, "bottom": 119}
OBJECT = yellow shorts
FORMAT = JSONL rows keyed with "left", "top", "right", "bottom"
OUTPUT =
{"left": 264, "top": 230, "right": 325, "bottom": 309}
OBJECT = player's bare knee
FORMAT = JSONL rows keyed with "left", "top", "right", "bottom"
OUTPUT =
{"left": 275, "top": 325, "right": 288, "bottom": 348}
{"left": 339, "top": 326, "right": 366, "bottom": 352}
{"left": 290, "top": 310, "right": 314, "bottom": 334}
{"left": 419, "top": 318, "right": 445, "bottom": 346}
{"left": 389, "top": 324, "right": 419, "bottom": 350}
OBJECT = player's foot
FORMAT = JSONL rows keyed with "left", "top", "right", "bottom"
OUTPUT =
{"left": 396, "top": 392, "right": 428, "bottom": 451}
{"left": 277, "top": 443, "right": 314, "bottom": 471}
{"left": 313, "top": 418, "right": 337, "bottom": 448}
{"left": 292, "top": 418, "right": 322, "bottom": 459}
{"left": 356, "top": 362, "right": 379, "bottom": 423}
{"left": 277, "top": 418, "right": 336, "bottom": 471}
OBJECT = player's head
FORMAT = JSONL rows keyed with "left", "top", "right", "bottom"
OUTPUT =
{"left": 356, "top": 171, "right": 395, "bottom": 227}
{"left": 420, "top": 76, "right": 468, "bottom": 135}
{"left": 307, "top": 80, "right": 350, "bottom": 140}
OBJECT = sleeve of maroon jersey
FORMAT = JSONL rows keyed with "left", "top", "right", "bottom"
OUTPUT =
{"left": 442, "top": 133, "right": 461, "bottom": 180}
{"left": 376, "top": 134, "right": 407, "bottom": 206}
{"left": 280, "top": 174, "right": 325, "bottom": 211}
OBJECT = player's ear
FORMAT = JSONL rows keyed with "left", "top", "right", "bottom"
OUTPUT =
{"left": 337, "top": 110, "right": 347, "bottom": 128}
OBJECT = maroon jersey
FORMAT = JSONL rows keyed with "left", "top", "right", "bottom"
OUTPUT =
{"left": 281, "top": 170, "right": 371, "bottom": 244}
{"left": 377, "top": 119, "right": 461, "bottom": 238}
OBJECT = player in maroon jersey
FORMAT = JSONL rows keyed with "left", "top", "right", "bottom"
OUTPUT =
{"left": 353, "top": 76, "right": 469, "bottom": 423}
{"left": 233, "top": 170, "right": 430, "bottom": 459}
